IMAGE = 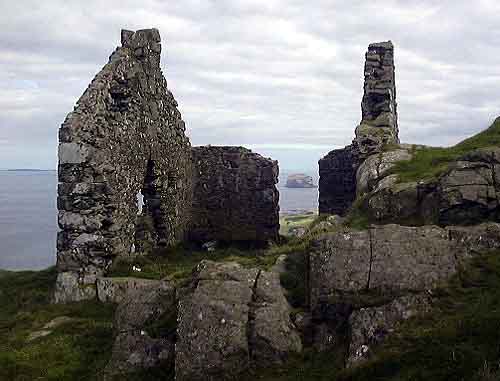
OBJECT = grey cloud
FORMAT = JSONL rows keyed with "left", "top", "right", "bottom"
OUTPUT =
{"left": 1, "top": 0, "right": 499, "bottom": 170}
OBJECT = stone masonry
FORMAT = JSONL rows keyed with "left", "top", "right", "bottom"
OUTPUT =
{"left": 55, "top": 29, "right": 280, "bottom": 303}
{"left": 190, "top": 146, "right": 280, "bottom": 243}
{"left": 319, "top": 41, "right": 398, "bottom": 215}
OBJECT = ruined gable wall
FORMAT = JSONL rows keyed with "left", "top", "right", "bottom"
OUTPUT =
{"left": 190, "top": 146, "right": 280, "bottom": 243}
{"left": 319, "top": 41, "right": 398, "bottom": 215}
{"left": 55, "top": 29, "right": 193, "bottom": 302}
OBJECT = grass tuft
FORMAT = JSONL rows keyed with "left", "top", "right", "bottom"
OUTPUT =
{"left": 391, "top": 117, "right": 500, "bottom": 183}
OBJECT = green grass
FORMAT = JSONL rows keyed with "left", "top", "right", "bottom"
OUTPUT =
{"left": 108, "top": 244, "right": 281, "bottom": 282}
{"left": 4, "top": 244, "right": 500, "bottom": 380}
{"left": 244, "top": 250, "right": 500, "bottom": 381}
{"left": 391, "top": 117, "right": 500, "bottom": 183}
{"left": 0, "top": 267, "right": 115, "bottom": 381}
{"left": 280, "top": 213, "right": 318, "bottom": 236}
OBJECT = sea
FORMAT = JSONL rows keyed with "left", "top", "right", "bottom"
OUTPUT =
{"left": 0, "top": 170, "right": 318, "bottom": 270}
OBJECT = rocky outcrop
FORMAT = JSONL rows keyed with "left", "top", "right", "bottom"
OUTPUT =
{"left": 190, "top": 146, "right": 279, "bottom": 243}
{"left": 251, "top": 271, "right": 303, "bottom": 365}
{"left": 439, "top": 148, "right": 500, "bottom": 224}
{"left": 310, "top": 223, "right": 500, "bottom": 308}
{"left": 319, "top": 41, "right": 398, "bottom": 215}
{"left": 309, "top": 222, "right": 500, "bottom": 366}
{"left": 363, "top": 147, "right": 500, "bottom": 225}
{"left": 106, "top": 331, "right": 174, "bottom": 376}
{"left": 176, "top": 261, "right": 257, "bottom": 380}
{"left": 105, "top": 278, "right": 176, "bottom": 376}
{"left": 176, "top": 261, "right": 300, "bottom": 380}
{"left": 285, "top": 173, "right": 317, "bottom": 188}
{"left": 96, "top": 277, "right": 169, "bottom": 304}
{"left": 309, "top": 225, "right": 459, "bottom": 308}
{"left": 347, "top": 294, "right": 431, "bottom": 366}
{"left": 356, "top": 147, "right": 413, "bottom": 196}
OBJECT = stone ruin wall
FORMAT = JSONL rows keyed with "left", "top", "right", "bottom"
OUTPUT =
{"left": 55, "top": 29, "right": 280, "bottom": 302}
{"left": 319, "top": 41, "right": 399, "bottom": 215}
{"left": 190, "top": 146, "right": 280, "bottom": 243}
{"left": 55, "top": 29, "right": 194, "bottom": 302}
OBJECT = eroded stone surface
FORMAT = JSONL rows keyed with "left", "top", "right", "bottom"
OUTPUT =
{"left": 175, "top": 261, "right": 259, "bottom": 380}
{"left": 252, "top": 271, "right": 302, "bottom": 364}
{"left": 96, "top": 277, "right": 168, "bottom": 304}
{"left": 106, "top": 279, "right": 176, "bottom": 376}
{"left": 347, "top": 294, "right": 431, "bottom": 366}
{"left": 309, "top": 229, "right": 372, "bottom": 308}
{"left": 105, "top": 331, "right": 174, "bottom": 376}
{"left": 309, "top": 223, "right": 500, "bottom": 309}
{"left": 356, "top": 149, "right": 412, "bottom": 196}
{"left": 369, "top": 225, "right": 457, "bottom": 292}
{"left": 190, "top": 146, "right": 279, "bottom": 243}
{"left": 112, "top": 279, "right": 176, "bottom": 332}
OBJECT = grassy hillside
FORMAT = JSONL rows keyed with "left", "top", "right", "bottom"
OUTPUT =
{"left": 0, "top": 268, "right": 115, "bottom": 380}
{"left": 392, "top": 117, "right": 500, "bottom": 183}
{"left": 2, "top": 246, "right": 500, "bottom": 380}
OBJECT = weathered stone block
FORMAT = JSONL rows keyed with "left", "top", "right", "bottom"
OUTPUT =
{"left": 369, "top": 225, "right": 457, "bottom": 292}
{"left": 190, "top": 146, "right": 279, "bottom": 243}
{"left": 347, "top": 294, "right": 431, "bottom": 366}
{"left": 53, "top": 271, "right": 97, "bottom": 303}
{"left": 96, "top": 277, "right": 169, "bottom": 304}
{"left": 175, "top": 261, "right": 259, "bottom": 380}
{"left": 309, "top": 230, "right": 372, "bottom": 307}
{"left": 252, "top": 271, "right": 302, "bottom": 364}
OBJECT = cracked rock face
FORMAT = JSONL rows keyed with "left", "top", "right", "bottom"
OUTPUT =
{"left": 347, "top": 294, "right": 431, "bottom": 366}
{"left": 175, "top": 261, "right": 258, "bottom": 380}
{"left": 106, "top": 331, "right": 174, "bottom": 376}
{"left": 105, "top": 278, "right": 176, "bottom": 376}
{"left": 309, "top": 223, "right": 500, "bottom": 309}
{"left": 175, "top": 261, "right": 300, "bottom": 380}
{"left": 356, "top": 148, "right": 412, "bottom": 196}
{"left": 251, "top": 271, "right": 302, "bottom": 365}
{"left": 310, "top": 222, "right": 500, "bottom": 365}
{"left": 439, "top": 148, "right": 500, "bottom": 225}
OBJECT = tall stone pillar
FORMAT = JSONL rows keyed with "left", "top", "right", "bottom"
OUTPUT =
{"left": 319, "top": 41, "right": 398, "bottom": 215}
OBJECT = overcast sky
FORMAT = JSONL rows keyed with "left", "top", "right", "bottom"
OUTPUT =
{"left": 1, "top": 0, "right": 500, "bottom": 171}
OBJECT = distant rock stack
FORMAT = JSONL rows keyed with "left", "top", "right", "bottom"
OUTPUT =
{"left": 285, "top": 173, "right": 317, "bottom": 188}
{"left": 319, "top": 41, "right": 398, "bottom": 215}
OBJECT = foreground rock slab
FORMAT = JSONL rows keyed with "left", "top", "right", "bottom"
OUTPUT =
{"left": 309, "top": 223, "right": 500, "bottom": 308}
{"left": 175, "top": 261, "right": 300, "bottom": 380}
{"left": 252, "top": 271, "right": 302, "bottom": 364}
{"left": 176, "top": 261, "right": 259, "bottom": 380}
{"left": 348, "top": 294, "right": 431, "bottom": 366}
{"left": 106, "top": 331, "right": 174, "bottom": 376}
{"left": 105, "top": 279, "right": 176, "bottom": 376}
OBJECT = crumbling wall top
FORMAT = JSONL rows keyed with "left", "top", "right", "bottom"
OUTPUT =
{"left": 121, "top": 28, "right": 162, "bottom": 58}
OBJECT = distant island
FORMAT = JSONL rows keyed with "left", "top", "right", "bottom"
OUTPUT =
{"left": 285, "top": 173, "right": 317, "bottom": 188}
